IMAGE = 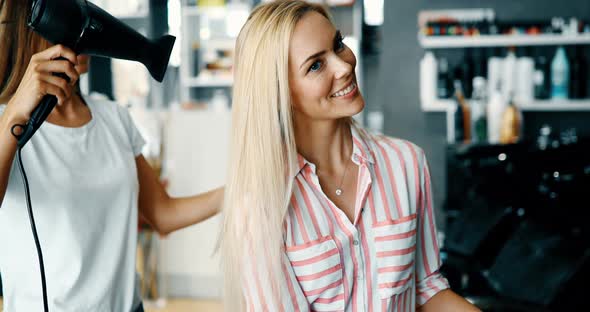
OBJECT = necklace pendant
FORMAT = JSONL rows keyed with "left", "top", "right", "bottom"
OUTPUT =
{"left": 335, "top": 189, "right": 342, "bottom": 196}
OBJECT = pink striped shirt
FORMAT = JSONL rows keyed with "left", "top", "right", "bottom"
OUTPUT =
{"left": 245, "top": 125, "right": 449, "bottom": 311}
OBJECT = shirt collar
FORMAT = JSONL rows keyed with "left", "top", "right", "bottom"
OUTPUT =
{"left": 350, "top": 122, "right": 375, "bottom": 165}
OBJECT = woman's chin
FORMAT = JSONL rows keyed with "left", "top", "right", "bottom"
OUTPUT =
{"left": 346, "top": 96, "right": 365, "bottom": 117}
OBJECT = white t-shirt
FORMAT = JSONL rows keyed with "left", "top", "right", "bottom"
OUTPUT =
{"left": 0, "top": 98, "right": 145, "bottom": 311}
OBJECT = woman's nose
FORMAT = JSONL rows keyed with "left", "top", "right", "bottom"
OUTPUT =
{"left": 331, "top": 54, "right": 353, "bottom": 81}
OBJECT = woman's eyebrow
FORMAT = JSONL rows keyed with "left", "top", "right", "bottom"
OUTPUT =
{"left": 299, "top": 30, "right": 341, "bottom": 70}
{"left": 300, "top": 50, "right": 326, "bottom": 69}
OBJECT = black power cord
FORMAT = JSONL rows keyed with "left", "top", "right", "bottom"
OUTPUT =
{"left": 10, "top": 124, "right": 49, "bottom": 312}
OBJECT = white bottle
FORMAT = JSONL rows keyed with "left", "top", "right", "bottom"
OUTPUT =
{"left": 501, "top": 48, "right": 517, "bottom": 101}
{"left": 569, "top": 18, "right": 579, "bottom": 35}
{"left": 487, "top": 56, "right": 503, "bottom": 100}
{"left": 487, "top": 87, "right": 506, "bottom": 144}
{"left": 515, "top": 56, "right": 535, "bottom": 103}
{"left": 420, "top": 51, "right": 438, "bottom": 109}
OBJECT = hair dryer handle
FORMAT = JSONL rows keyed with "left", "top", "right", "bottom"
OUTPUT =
{"left": 15, "top": 59, "right": 71, "bottom": 148}
{"left": 15, "top": 95, "right": 58, "bottom": 148}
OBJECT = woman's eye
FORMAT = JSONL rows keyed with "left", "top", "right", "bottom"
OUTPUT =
{"left": 309, "top": 60, "right": 322, "bottom": 72}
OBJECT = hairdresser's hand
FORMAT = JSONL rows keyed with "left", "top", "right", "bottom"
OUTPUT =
{"left": 76, "top": 54, "right": 90, "bottom": 75}
{"left": 5, "top": 44, "right": 80, "bottom": 124}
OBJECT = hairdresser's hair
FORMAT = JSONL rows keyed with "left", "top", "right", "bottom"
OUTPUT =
{"left": 220, "top": 0, "right": 331, "bottom": 310}
{"left": 0, "top": 0, "right": 49, "bottom": 103}
{"left": 0, "top": 0, "right": 81, "bottom": 104}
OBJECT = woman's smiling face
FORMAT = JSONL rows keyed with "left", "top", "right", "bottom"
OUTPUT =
{"left": 288, "top": 11, "right": 364, "bottom": 121}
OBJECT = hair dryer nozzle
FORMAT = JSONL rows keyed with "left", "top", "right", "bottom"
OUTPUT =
{"left": 149, "top": 35, "right": 176, "bottom": 82}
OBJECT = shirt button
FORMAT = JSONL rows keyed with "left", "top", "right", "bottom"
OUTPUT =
{"left": 353, "top": 239, "right": 359, "bottom": 246}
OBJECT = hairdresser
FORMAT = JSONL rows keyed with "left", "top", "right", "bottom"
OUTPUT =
{"left": 0, "top": 1, "right": 222, "bottom": 311}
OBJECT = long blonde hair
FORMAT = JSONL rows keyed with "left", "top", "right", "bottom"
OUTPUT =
{"left": 220, "top": 1, "right": 331, "bottom": 310}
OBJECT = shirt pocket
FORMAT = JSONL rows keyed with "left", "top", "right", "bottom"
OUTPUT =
{"left": 372, "top": 213, "right": 418, "bottom": 299}
{"left": 286, "top": 236, "right": 345, "bottom": 311}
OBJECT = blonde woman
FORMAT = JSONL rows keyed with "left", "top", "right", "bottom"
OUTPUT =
{"left": 221, "top": 1, "right": 480, "bottom": 311}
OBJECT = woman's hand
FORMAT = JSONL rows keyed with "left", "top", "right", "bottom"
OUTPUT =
{"left": 5, "top": 44, "right": 80, "bottom": 124}
{"left": 76, "top": 54, "right": 90, "bottom": 75}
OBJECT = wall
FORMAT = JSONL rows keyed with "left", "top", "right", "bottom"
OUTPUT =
{"left": 361, "top": 0, "right": 590, "bottom": 226}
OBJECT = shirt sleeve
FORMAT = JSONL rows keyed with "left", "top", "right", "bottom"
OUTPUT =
{"left": 116, "top": 105, "right": 146, "bottom": 157}
{"left": 415, "top": 150, "right": 450, "bottom": 306}
{"left": 243, "top": 250, "right": 310, "bottom": 312}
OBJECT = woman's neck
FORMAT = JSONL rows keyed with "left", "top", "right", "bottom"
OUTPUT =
{"left": 294, "top": 117, "right": 352, "bottom": 174}
{"left": 46, "top": 94, "right": 91, "bottom": 127}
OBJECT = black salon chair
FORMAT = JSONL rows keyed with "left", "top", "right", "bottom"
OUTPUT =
{"left": 442, "top": 138, "right": 590, "bottom": 311}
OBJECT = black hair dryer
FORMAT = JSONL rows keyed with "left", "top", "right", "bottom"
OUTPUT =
{"left": 14, "top": 0, "right": 176, "bottom": 148}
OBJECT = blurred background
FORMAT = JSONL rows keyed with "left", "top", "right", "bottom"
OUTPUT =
{"left": 2, "top": 0, "right": 590, "bottom": 311}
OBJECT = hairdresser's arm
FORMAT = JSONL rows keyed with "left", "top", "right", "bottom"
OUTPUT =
{"left": 0, "top": 45, "right": 80, "bottom": 206}
{"left": 0, "top": 110, "right": 20, "bottom": 206}
{"left": 136, "top": 155, "right": 223, "bottom": 235}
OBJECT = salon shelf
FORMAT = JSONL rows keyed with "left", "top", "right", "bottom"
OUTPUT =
{"left": 182, "top": 6, "right": 228, "bottom": 17}
{"left": 115, "top": 12, "right": 149, "bottom": 20}
{"left": 181, "top": 3, "right": 252, "bottom": 19}
{"left": 518, "top": 100, "right": 590, "bottom": 111}
{"left": 418, "top": 33, "right": 590, "bottom": 49}
{"left": 182, "top": 75, "right": 233, "bottom": 87}
{"left": 423, "top": 99, "right": 590, "bottom": 112}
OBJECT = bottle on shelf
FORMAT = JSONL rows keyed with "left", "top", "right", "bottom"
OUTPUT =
{"left": 551, "top": 46, "right": 570, "bottom": 99}
{"left": 473, "top": 48, "right": 487, "bottom": 81}
{"left": 452, "top": 80, "right": 471, "bottom": 144}
{"left": 568, "top": 18, "right": 579, "bottom": 35}
{"left": 420, "top": 51, "right": 438, "bottom": 105}
{"left": 501, "top": 47, "right": 517, "bottom": 101}
{"left": 487, "top": 48, "right": 503, "bottom": 101}
{"left": 487, "top": 11, "right": 499, "bottom": 35}
{"left": 551, "top": 17, "right": 566, "bottom": 34}
{"left": 470, "top": 77, "right": 488, "bottom": 144}
{"left": 481, "top": 12, "right": 492, "bottom": 35}
{"left": 534, "top": 51, "right": 551, "bottom": 99}
{"left": 437, "top": 57, "right": 452, "bottom": 99}
{"left": 515, "top": 49, "right": 535, "bottom": 104}
{"left": 460, "top": 49, "right": 475, "bottom": 98}
{"left": 569, "top": 46, "right": 587, "bottom": 99}
{"left": 487, "top": 81, "right": 506, "bottom": 144}
{"left": 499, "top": 95, "right": 523, "bottom": 144}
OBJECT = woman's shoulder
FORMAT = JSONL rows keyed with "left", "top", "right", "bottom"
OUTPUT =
{"left": 85, "top": 95, "right": 133, "bottom": 126}
{"left": 358, "top": 127, "right": 426, "bottom": 163}
{"left": 85, "top": 95, "right": 121, "bottom": 116}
